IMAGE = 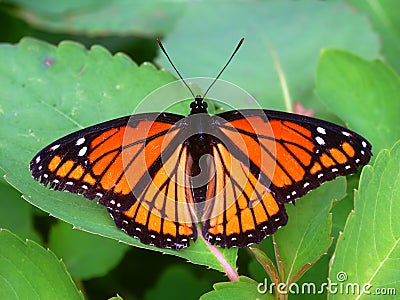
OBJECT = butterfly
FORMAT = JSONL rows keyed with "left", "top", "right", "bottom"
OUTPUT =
{"left": 30, "top": 39, "right": 372, "bottom": 250}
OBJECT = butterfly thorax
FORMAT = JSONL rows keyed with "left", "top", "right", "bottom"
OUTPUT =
{"left": 189, "top": 96, "right": 208, "bottom": 115}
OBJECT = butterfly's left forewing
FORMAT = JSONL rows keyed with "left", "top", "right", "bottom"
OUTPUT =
{"left": 31, "top": 116, "right": 133, "bottom": 208}
{"left": 31, "top": 114, "right": 178, "bottom": 209}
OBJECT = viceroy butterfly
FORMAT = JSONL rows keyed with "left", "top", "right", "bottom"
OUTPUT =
{"left": 30, "top": 39, "right": 372, "bottom": 250}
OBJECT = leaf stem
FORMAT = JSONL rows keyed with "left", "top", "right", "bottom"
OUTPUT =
{"left": 199, "top": 233, "right": 239, "bottom": 281}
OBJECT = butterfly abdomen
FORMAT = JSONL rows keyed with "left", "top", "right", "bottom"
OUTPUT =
{"left": 185, "top": 133, "right": 215, "bottom": 203}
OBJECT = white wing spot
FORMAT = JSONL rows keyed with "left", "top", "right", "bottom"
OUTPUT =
{"left": 342, "top": 131, "right": 351, "bottom": 137}
{"left": 35, "top": 156, "right": 41, "bottom": 164}
{"left": 274, "top": 217, "right": 280, "bottom": 222}
{"left": 332, "top": 168, "right": 338, "bottom": 172}
{"left": 318, "top": 173, "right": 324, "bottom": 179}
{"left": 78, "top": 146, "right": 87, "bottom": 157}
{"left": 216, "top": 237, "right": 221, "bottom": 241}
{"left": 166, "top": 238, "right": 172, "bottom": 242}
{"left": 66, "top": 181, "right": 73, "bottom": 185}
{"left": 362, "top": 141, "right": 367, "bottom": 148}
{"left": 122, "top": 220, "right": 128, "bottom": 225}
{"left": 53, "top": 179, "right": 59, "bottom": 184}
{"left": 38, "top": 166, "right": 42, "bottom": 170}
{"left": 286, "top": 195, "right": 291, "bottom": 199}
{"left": 317, "top": 127, "right": 326, "bottom": 134}
{"left": 345, "top": 165, "right": 351, "bottom": 170}
{"left": 361, "top": 150, "right": 365, "bottom": 155}
{"left": 110, "top": 200, "right": 116, "bottom": 205}
{"left": 50, "top": 144, "right": 60, "bottom": 151}
{"left": 355, "top": 159, "right": 360, "bottom": 163}
{"left": 43, "top": 174, "right": 48, "bottom": 178}
{"left": 231, "top": 237, "right": 237, "bottom": 241}
{"left": 292, "top": 191, "right": 296, "bottom": 196}
{"left": 116, "top": 203, "right": 121, "bottom": 208}
{"left": 247, "top": 234, "right": 253, "bottom": 238}
{"left": 136, "top": 227, "right": 141, "bottom": 232}
{"left": 76, "top": 137, "right": 85, "bottom": 146}
{"left": 82, "top": 185, "right": 88, "bottom": 190}
{"left": 96, "top": 192, "right": 103, "bottom": 198}
{"left": 316, "top": 136, "right": 325, "bottom": 145}
{"left": 181, "top": 238, "right": 188, "bottom": 242}
{"left": 304, "top": 182, "right": 310, "bottom": 188}
{"left": 150, "top": 234, "right": 155, "bottom": 239}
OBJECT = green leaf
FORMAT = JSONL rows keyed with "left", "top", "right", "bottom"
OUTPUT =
{"left": 144, "top": 265, "right": 211, "bottom": 300}
{"left": 200, "top": 276, "right": 273, "bottom": 300}
{"left": 348, "top": 0, "right": 400, "bottom": 73}
{"left": 0, "top": 229, "right": 83, "bottom": 300}
{"left": 290, "top": 254, "right": 330, "bottom": 300}
{"left": 331, "top": 174, "right": 360, "bottom": 241}
{"left": 249, "top": 247, "right": 279, "bottom": 286}
{"left": 0, "top": 37, "right": 237, "bottom": 272}
{"left": 48, "top": 221, "right": 129, "bottom": 280}
{"left": 9, "top": 0, "right": 185, "bottom": 36}
{"left": 0, "top": 176, "right": 41, "bottom": 242}
{"left": 108, "top": 296, "right": 123, "bottom": 300}
{"left": 274, "top": 177, "right": 346, "bottom": 284}
{"left": 329, "top": 141, "right": 400, "bottom": 299}
{"left": 248, "top": 244, "right": 275, "bottom": 283}
{"left": 157, "top": 0, "right": 379, "bottom": 111}
{"left": 316, "top": 49, "right": 400, "bottom": 153}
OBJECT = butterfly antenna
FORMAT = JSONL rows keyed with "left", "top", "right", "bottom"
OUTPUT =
{"left": 157, "top": 39, "right": 196, "bottom": 99}
{"left": 203, "top": 38, "right": 244, "bottom": 99}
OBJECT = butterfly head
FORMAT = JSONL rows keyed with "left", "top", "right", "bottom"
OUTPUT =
{"left": 190, "top": 96, "right": 208, "bottom": 115}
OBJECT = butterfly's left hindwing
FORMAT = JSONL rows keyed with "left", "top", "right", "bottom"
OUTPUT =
{"left": 107, "top": 139, "right": 198, "bottom": 249}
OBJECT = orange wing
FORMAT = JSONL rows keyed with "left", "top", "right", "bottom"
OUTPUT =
{"left": 202, "top": 141, "right": 287, "bottom": 247}
{"left": 109, "top": 139, "right": 198, "bottom": 249}
{"left": 30, "top": 113, "right": 197, "bottom": 249}
{"left": 31, "top": 108, "right": 372, "bottom": 250}
{"left": 202, "top": 109, "right": 371, "bottom": 247}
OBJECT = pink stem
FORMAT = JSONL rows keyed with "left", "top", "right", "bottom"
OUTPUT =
{"left": 199, "top": 233, "right": 239, "bottom": 282}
